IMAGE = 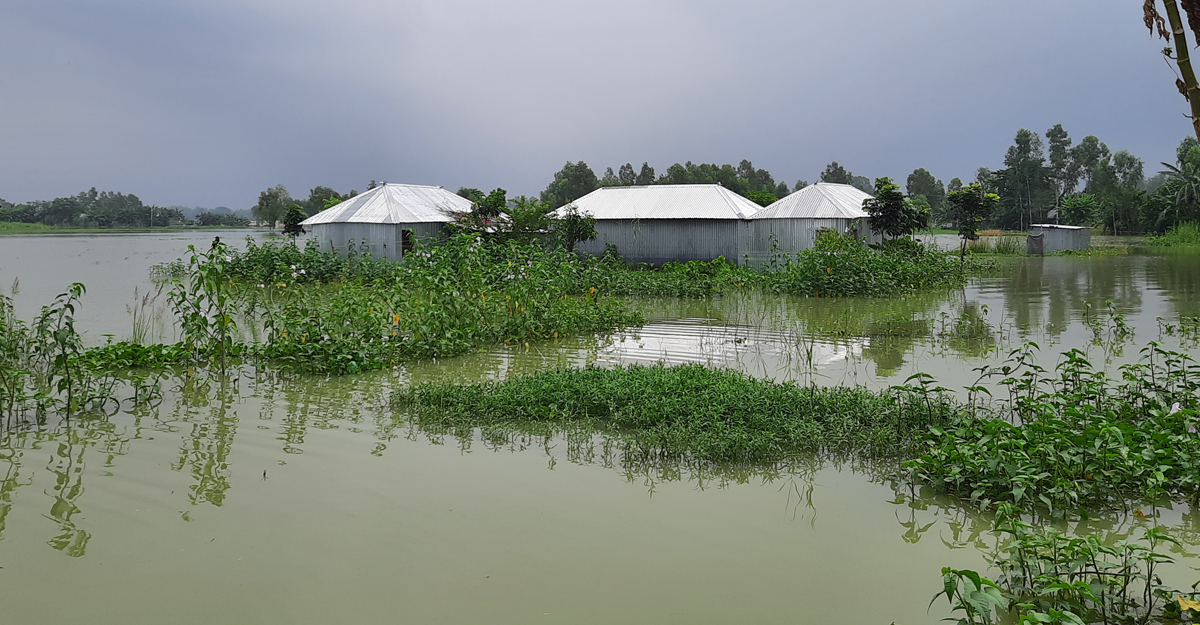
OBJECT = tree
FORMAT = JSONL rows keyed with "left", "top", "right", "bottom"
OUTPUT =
{"left": 1073, "top": 136, "right": 1111, "bottom": 191}
{"left": 618, "top": 163, "right": 637, "bottom": 186}
{"left": 746, "top": 190, "right": 778, "bottom": 207}
{"left": 1112, "top": 150, "right": 1145, "bottom": 188}
{"left": 946, "top": 183, "right": 999, "bottom": 262}
{"left": 305, "top": 186, "right": 343, "bottom": 216}
{"left": 851, "top": 175, "right": 874, "bottom": 194}
{"left": 1144, "top": 0, "right": 1200, "bottom": 138}
{"left": 540, "top": 161, "right": 598, "bottom": 209}
{"left": 1001, "top": 128, "right": 1053, "bottom": 230}
{"left": 475, "top": 188, "right": 508, "bottom": 219}
{"left": 775, "top": 182, "right": 790, "bottom": 198}
{"left": 820, "top": 161, "right": 854, "bottom": 184}
{"left": 598, "top": 167, "right": 620, "bottom": 187}
{"left": 254, "top": 185, "right": 289, "bottom": 230}
{"left": 1178, "top": 136, "right": 1200, "bottom": 164}
{"left": 794, "top": 180, "right": 809, "bottom": 192}
{"left": 906, "top": 168, "right": 946, "bottom": 214}
{"left": 1045, "top": 124, "right": 1081, "bottom": 206}
{"left": 282, "top": 204, "right": 307, "bottom": 240}
{"left": 456, "top": 187, "right": 485, "bottom": 203}
{"left": 948, "top": 178, "right": 964, "bottom": 194}
{"left": 635, "top": 162, "right": 656, "bottom": 185}
{"left": 864, "top": 177, "right": 925, "bottom": 240}
{"left": 553, "top": 204, "right": 597, "bottom": 252}
{"left": 1060, "top": 193, "right": 1101, "bottom": 227}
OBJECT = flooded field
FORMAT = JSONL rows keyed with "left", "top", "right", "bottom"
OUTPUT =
{"left": 2, "top": 232, "right": 1199, "bottom": 624}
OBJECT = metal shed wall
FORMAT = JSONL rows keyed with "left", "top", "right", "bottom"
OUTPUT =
{"left": 1030, "top": 225, "right": 1091, "bottom": 253}
{"left": 745, "top": 218, "right": 861, "bottom": 267}
{"left": 577, "top": 219, "right": 749, "bottom": 265}
{"left": 311, "top": 222, "right": 445, "bottom": 262}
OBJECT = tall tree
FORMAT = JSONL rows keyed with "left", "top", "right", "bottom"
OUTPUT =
{"left": 282, "top": 204, "right": 307, "bottom": 240}
{"left": 618, "top": 163, "right": 637, "bottom": 186}
{"left": 906, "top": 168, "right": 946, "bottom": 213}
{"left": 1144, "top": 0, "right": 1200, "bottom": 138}
{"left": 820, "top": 161, "right": 854, "bottom": 184}
{"left": 851, "top": 175, "right": 874, "bottom": 194}
{"left": 635, "top": 162, "right": 656, "bottom": 185}
{"left": 1001, "top": 128, "right": 1053, "bottom": 230}
{"left": 947, "top": 178, "right": 964, "bottom": 194}
{"left": 305, "top": 186, "right": 343, "bottom": 216}
{"left": 1073, "top": 135, "right": 1111, "bottom": 191}
{"left": 254, "top": 185, "right": 290, "bottom": 230}
{"left": 1111, "top": 150, "right": 1146, "bottom": 188}
{"left": 1045, "top": 124, "right": 1081, "bottom": 205}
{"left": 540, "top": 161, "right": 598, "bottom": 209}
{"left": 598, "top": 167, "right": 620, "bottom": 187}
{"left": 793, "top": 180, "right": 810, "bottom": 192}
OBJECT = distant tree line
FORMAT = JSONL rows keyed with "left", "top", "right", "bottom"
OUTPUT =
{"left": 0, "top": 188, "right": 195, "bottom": 228}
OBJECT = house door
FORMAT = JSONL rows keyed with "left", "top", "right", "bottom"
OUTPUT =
{"left": 401, "top": 229, "right": 414, "bottom": 257}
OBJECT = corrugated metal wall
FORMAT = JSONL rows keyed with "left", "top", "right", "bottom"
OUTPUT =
{"left": 576, "top": 219, "right": 750, "bottom": 265}
{"left": 745, "top": 218, "right": 858, "bottom": 267}
{"left": 311, "top": 222, "right": 444, "bottom": 262}
{"left": 1032, "top": 227, "right": 1091, "bottom": 253}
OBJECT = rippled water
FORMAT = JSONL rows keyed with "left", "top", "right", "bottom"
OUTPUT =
{"left": 2, "top": 234, "right": 1199, "bottom": 624}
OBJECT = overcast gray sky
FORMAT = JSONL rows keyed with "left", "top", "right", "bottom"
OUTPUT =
{"left": 0, "top": 1, "right": 1187, "bottom": 208}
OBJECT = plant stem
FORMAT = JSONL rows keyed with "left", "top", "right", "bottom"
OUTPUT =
{"left": 1163, "top": 0, "right": 1200, "bottom": 139}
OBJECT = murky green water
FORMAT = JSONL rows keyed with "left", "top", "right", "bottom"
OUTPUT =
{"left": 2, "top": 234, "right": 1200, "bottom": 623}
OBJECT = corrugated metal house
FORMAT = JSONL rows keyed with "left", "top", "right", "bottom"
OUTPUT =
{"left": 300, "top": 183, "right": 466, "bottom": 261}
{"left": 565, "top": 185, "right": 763, "bottom": 265}
{"left": 1028, "top": 224, "right": 1091, "bottom": 254}
{"left": 746, "top": 183, "right": 871, "bottom": 266}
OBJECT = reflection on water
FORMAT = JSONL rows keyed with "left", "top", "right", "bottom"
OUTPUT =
{"left": 4, "top": 236, "right": 1200, "bottom": 622}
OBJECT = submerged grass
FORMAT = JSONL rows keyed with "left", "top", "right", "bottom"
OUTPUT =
{"left": 393, "top": 342, "right": 1200, "bottom": 517}
{"left": 392, "top": 363, "right": 960, "bottom": 464}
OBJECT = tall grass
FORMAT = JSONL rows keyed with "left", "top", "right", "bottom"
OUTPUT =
{"left": 1149, "top": 221, "right": 1200, "bottom": 247}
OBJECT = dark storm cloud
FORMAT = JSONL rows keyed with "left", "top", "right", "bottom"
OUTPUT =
{"left": 0, "top": 1, "right": 1186, "bottom": 207}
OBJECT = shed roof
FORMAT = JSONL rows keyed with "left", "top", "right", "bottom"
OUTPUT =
{"left": 751, "top": 183, "right": 871, "bottom": 220}
{"left": 1031, "top": 224, "right": 1090, "bottom": 230}
{"left": 563, "top": 184, "right": 763, "bottom": 220}
{"left": 300, "top": 183, "right": 466, "bottom": 225}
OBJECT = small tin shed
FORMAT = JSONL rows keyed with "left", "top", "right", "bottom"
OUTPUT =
{"left": 1028, "top": 224, "right": 1091, "bottom": 254}
{"left": 300, "top": 184, "right": 466, "bottom": 261}
{"left": 564, "top": 185, "right": 763, "bottom": 265}
{"left": 746, "top": 183, "right": 872, "bottom": 266}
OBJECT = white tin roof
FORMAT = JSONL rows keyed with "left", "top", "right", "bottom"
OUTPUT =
{"left": 563, "top": 185, "right": 763, "bottom": 220}
{"left": 751, "top": 183, "right": 871, "bottom": 220}
{"left": 301, "top": 183, "right": 466, "bottom": 225}
{"left": 1031, "top": 224, "right": 1090, "bottom": 230}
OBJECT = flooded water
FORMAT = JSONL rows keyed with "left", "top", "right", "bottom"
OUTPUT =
{"left": 2, "top": 233, "right": 1200, "bottom": 624}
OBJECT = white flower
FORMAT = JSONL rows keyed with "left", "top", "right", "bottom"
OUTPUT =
{"left": 300, "top": 269, "right": 306, "bottom": 275}
{"left": 291, "top": 272, "right": 298, "bottom": 278}
{"left": 257, "top": 283, "right": 265, "bottom": 288}
{"left": 290, "top": 265, "right": 296, "bottom": 270}
{"left": 225, "top": 255, "right": 232, "bottom": 262}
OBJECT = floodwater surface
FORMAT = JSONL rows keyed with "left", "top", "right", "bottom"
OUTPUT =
{"left": 2, "top": 234, "right": 1200, "bottom": 624}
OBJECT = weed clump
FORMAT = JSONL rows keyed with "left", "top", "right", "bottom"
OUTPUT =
{"left": 392, "top": 363, "right": 962, "bottom": 464}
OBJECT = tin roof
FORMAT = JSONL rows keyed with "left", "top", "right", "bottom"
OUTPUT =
{"left": 751, "top": 183, "right": 871, "bottom": 220}
{"left": 1031, "top": 224, "right": 1090, "bottom": 230}
{"left": 563, "top": 184, "right": 763, "bottom": 220}
{"left": 300, "top": 183, "right": 466, "bottom": 225}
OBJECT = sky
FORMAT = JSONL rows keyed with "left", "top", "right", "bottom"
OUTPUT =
{"left": 0, "top": 1, "right": 1189, "bottom": 209}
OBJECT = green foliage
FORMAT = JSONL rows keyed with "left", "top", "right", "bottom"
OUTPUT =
{"left": 745, "top": 189, "right": 778, "bottom": 207}
{"left": 194, "top": 212, "right": 250, "bottom": 227}
{"left": 820, "top": 161, "right": 854, "bottom": 184}
{"left": 254, "top": 185, "right": 290, "bottom": 229}
{"left": 540, "top": 161, "right": 598, "bottom": 209}
{"left": 907, "top": 168, "right": 946, "bottom": 214}
{"left": 1149, "top": 221, "right": 1200, "bottom": 246}
{"left": 1060, "top": 193, "right": 1100, "bottom": 227}
{"left": 936, "top": 508, "right": 1198, "bottom": 625}
{"left": 865, "top": 177, "right": 928, "bottom": 240}
{"left": 906, "top": 344, "right": 1200, "bottom": 513}
{"left": 947, "top": 183, "right": 1000, "bottom": 260}
{"left": 282, "top": 204, "right": 307, "bottom": 239}
{"left": 167, "top": 244, "right": 240, "bottom": 365}
{"left": 553, "top": 203, "right": 597, "bottom": 252}
{"left": 0, "top": 187, "right": 184, "bottom": 228}
{"left": 392, "top": 363, "right": 962, "bottom": 464}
